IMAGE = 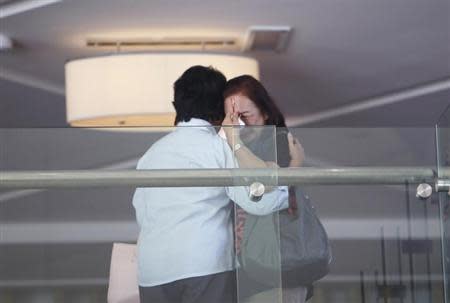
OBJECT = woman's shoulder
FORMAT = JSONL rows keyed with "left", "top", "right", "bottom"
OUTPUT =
{"left": 275, "top": 127, "right": 289, "bottom": 145}
{"left": 276, "top": 126, "right": 289, "bottom": 136}
{"left": 275, "top": 127, "right": 291, "bottom": 167}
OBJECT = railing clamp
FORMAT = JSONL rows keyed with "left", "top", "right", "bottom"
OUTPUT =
{"left": 435, "top": 179, "right": 450, "bottom": 196}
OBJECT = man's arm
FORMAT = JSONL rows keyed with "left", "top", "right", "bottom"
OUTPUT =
{"left": 218, "top": 136, "right": 289, "bottom": 215}
{"left": 226, "top": 185, "right": 289, "bottom": 216}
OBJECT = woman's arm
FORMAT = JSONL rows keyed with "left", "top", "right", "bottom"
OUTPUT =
{"left": 222, "top": 111, "right": 275, "bottom": 169}
{"left": 286, "top": 132, "right": 305, "bottom": 214}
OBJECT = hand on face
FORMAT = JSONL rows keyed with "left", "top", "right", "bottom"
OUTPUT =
{"left": 222, "top": 96, "right": 242, "bottom": 144}
{"left": 222, "top": 96, "right": 241, "bottom": 126}
{"left": 224, "top": 95, "right": 236, "bottom": 117}
{"left": 225, "top": 94, "right": 266, "bottom": 126}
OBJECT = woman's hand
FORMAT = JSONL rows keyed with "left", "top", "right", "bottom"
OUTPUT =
{"left": 287, "top": 133, "right": 304, "bottom": 215}
{"left": 288, "top": 132, "right": 305, "bottom": 167}
{"left": 222, "top": 97, "right": 241, "bottom": 146}
{"left": 264, "top": 161, "right": 280, "bottom": 169}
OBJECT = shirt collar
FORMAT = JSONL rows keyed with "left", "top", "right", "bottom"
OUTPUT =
{"left": 176, "top": 118, "right": 217, "bottom": 134}
{"left": 176, "top": 118, "right": 212, "bottom": 127}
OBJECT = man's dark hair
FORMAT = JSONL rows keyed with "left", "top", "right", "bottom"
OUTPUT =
{"left": 173, "top": 65, "right": 227, "bottom": 125}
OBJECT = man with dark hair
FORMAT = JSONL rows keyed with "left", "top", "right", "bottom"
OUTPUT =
{"left": 133, "top": 65, "right": 288, "bottom": 303}
{"left": 173, "top": 65, "right": 226, "bottom": 125}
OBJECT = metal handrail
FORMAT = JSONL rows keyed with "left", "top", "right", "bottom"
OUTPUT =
{"left": 1, "top": 167, "right": 448, "bottom": 189}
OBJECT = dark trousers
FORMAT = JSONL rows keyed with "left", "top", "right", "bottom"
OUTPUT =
{"left": 139, "top": 271, "right": 236, "bottom": 303}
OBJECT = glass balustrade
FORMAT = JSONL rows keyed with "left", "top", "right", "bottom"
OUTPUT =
{"left": 437, "top": 105, "right": 450, "bottom": 303}
{"left": 0, "top": 125, "right": 447, "bottom": 302}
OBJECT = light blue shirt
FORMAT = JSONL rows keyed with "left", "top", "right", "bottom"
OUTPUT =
{"left": 132, "top": 118, "right": 288, "bottom": 286}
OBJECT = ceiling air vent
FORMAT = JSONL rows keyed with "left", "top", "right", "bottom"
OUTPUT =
{"left": 243, "top": 26, "right": 292, "bottom": 52}
{"left": 86, "top": 37, "right": 239, "bottom": 52}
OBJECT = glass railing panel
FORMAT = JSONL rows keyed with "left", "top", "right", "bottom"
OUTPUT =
{"left": 437, "top": 105, "right": 450, "bottom": 179}
{"left": 437, "top": 104, "right": 450, "bottom": 302}
{"left": 0, "top": 126, "right": 445, "bottom": 302}
{"left": 228, "top": 125, "right": 282, "bottom": 303}
{"left": 0, "top": 127, "right": 174, "bottom": 302}
{"left": 0, "top": 125, "right": 283, "bottom": 303}
{"left": 279, "top": 127, "right": 443, "bottom": 303}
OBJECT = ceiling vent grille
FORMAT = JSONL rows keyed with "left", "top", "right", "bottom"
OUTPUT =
{"left": 86, "top": 37, "right": 239, "bottom": 52}
{"left": 243, "top": 26, "right": 292, "bottom": 52}
{"left": 85, "top": 26, "right": 291, "bottom": 53}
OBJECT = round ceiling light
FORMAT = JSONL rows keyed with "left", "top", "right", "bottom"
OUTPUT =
{"left": 65, "top": 53, "right": 259, "bottom": 127}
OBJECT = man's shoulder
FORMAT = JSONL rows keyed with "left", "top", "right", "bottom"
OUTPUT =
{"left": 136, "top": 132, "right": 174, "bottom": 168}
{"left": 136, "top": 128, "right": 228, "bottom": 168}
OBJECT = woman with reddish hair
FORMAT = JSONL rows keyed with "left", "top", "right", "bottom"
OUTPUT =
{"left": 224, "top": 75, "right": 311, "bottom": 303}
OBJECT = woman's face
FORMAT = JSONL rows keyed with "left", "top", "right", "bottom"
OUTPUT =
{"left": 224, "top": 94, "right": 267, "bottom": 126}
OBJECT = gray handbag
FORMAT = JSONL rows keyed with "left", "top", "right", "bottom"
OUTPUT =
{"left": 240, "top": 188, "right": 332, "bottom": 288}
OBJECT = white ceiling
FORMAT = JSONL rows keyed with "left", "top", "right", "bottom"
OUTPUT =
{"left": 0, "top": 0, "right": 449, "bottom": 127}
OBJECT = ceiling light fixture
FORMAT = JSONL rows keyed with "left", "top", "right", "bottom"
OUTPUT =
{"left": 65, "top": 53, "right": 259, "bottom": 127}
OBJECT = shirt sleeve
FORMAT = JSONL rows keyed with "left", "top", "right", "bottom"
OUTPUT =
{"left": 132, "top": 188, "right": 145, "bottom": 228}
{"left": 217, "top": 136, "right": 289, "bottom": 215}
{"left": 132, "top": 158, "right": 148, "bottom": 228}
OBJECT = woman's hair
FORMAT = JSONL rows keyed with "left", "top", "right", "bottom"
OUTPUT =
{"left": 223, "top": 75, "right": 286, "bottom": 127}
{"left": 173, "top": 65, "right": 226, "bottom": 125}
